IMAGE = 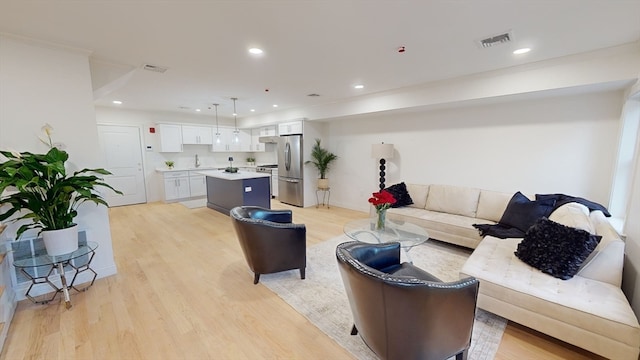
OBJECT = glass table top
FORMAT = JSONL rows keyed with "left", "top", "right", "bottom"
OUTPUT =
{"left": 343, "top": 218, "right": 429, "bottom": 249}
{"left": 13, "top": 241, "right": 99, "bottom": 268}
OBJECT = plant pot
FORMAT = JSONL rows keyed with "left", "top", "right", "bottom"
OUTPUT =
{"left": 318, "top": 178, "right": 330, "bottom": 189}
{"left": 42, "top": 224, "right": 79, "bottom": 256}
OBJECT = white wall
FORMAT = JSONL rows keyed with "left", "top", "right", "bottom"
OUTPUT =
{"left": 325, "top": 90, "right": 623, "bottom": 212}
{"left": 0, "top": 35, "right": 117, "bottom": 288}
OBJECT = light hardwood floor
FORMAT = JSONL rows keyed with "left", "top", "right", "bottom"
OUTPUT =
{"left": 1, "top": 201, "right": 604, "bottom": 359}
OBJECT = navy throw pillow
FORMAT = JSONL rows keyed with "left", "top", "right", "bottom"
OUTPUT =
{"left": 515, "top": 217, "right": 601, "bottom": 280}
{"left": 384, "top": 182, "right": 413, "bottom": 208}
{"left": 499, "top": 191, "right": 556, "bottom": 232}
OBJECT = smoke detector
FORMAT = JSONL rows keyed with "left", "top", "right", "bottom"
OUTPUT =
{"left": 142, "top": 64, "right": 168, "bottom": 73}
{"left": 477, "top": 31, "right": 512, "bottom": 48}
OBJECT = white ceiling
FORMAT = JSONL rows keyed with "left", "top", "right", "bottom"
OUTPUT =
{"left": 1, "top": 0, "right": 639, "bottom": 120}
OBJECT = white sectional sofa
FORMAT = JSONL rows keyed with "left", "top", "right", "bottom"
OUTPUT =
{"left": 386, "top": 184, "right": 514, "bottom": 249}
{"left": 386, "top": 184, "right": 640, "bottom": 359}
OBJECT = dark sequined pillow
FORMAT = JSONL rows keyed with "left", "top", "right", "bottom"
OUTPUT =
{"left": 515, "top": 217, "right": 601, "bottom": 280}
{"left": 384, "top": 182, "right": 413, "bottom": 208}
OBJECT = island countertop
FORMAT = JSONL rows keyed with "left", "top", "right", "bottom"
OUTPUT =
{"left": 196, "top": 170, "right": 271, "bottom": 180}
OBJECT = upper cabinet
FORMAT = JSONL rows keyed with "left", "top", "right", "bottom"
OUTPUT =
{"left": 182, "top": 125, "right": 213, "bottom": 145}
{"left": 211, "top": 127, "right": 251, "bottom": 152}
{"left": 259, "top": 125, "right": 277, "bottom": 137}
{"left": 250, "top": 126, "right": 277, "bottom": 152}
{"left": 251, "top": 129, "right": 264, "bottom": 152}
{"left": 159, "top": 124, "right": 183, "bottom": 152}
{"left": 278, "top": 120, "right": 303, "bottom": 135}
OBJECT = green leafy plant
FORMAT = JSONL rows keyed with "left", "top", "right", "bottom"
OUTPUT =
{"left": 305, "top": 138, "right": 337, "bottom": 179}
{"left": 165, "top": 160, "right": 175, "bottom": 168}
{"left": 0, "top": 127, "right": 122, "bottom": 239}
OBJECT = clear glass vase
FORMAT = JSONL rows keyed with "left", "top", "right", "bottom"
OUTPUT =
{"left": 375, "top": 208, "right": 387, "bottom": 231}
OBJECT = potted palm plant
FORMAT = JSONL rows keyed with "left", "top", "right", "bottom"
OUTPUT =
{"left": 0, "top": 125, "right": 122, "bottom": 256}
{"left": 305, "top": 138, "right": 338, "bottom": 189}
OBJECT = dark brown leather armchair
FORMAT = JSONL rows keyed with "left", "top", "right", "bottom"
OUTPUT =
{"left": 336, "top": 241, "right": 479, "bottom": 360}
{"left": 230, "top": 206, "right": 306, "bottom": 284}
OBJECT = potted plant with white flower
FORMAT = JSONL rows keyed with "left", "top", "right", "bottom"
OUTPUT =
{"left": 0, "top": 124, "right": 122, "bottom": 256}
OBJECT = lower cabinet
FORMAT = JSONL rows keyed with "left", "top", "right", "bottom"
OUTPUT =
{"left": 188, "top": 172, "right": 206, "bottom": 197}
{"left": 162, "top": 171, "right": 191, "bottom": 201}
{"left": 162, "top": 170, "right": 210, "bottom": 201}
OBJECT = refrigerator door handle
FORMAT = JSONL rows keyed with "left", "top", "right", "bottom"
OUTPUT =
{"left": 286, "top": 179, "right": 299, "bottom": 183}
{"left": 284, "top": 142, "right": 291, "bottom": 171}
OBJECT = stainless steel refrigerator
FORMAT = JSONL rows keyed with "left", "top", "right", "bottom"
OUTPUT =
{"left": 278, "top": 134, "right": 304, "bottom": 206}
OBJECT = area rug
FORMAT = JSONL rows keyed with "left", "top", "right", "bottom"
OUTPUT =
{"left": 179, "top": 198, "right": 207, "bottom": 209}
{"left": 261, "top": 235, "right": 507, "bottom": 360}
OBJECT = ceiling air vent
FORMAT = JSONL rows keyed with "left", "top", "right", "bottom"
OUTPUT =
{"left": 307, "top": 93, "right": 320, "bottom": 97}
{"left": 477, "top": 31, "right": 512, "bottom": 48}
{"left": 142, "top": 64, "right": 168, "bottom": 73}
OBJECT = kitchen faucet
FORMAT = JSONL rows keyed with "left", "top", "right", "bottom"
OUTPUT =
{"left": 195, "top": 154, "right": 201, "bottom": 168}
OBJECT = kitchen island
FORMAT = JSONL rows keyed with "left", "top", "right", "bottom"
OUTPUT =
{"left": 197, "top": 170, "right": 271, "bottom": 215}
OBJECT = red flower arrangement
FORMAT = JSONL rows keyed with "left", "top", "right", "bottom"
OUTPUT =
{"left": 368, "top": 190, "right": 397, "bottom": 212}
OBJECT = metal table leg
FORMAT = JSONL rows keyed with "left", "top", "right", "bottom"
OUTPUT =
{"left": 57, "top": 262, "right": 72, "bottom": 309}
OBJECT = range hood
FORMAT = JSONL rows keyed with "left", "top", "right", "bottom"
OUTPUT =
{"left": 258, "top": 136, "right": 280, "bottom": 144}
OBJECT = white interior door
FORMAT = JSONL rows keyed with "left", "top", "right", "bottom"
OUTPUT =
{"left": 97, "top": 124, "right": 147, "bottom": 206}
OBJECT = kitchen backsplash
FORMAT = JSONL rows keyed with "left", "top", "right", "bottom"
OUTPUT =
{"left": 159, "top": 145, "right": 277, "bottom": 169}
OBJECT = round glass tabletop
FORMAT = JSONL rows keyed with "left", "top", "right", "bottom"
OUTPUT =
{"left": 13, "top": 241, "right": 99, "bottom": 268}
{"left": 343, "top": 218, "right": 429, "bottom": 249}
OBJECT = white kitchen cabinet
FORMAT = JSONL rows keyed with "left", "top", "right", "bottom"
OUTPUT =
{"left": 272, "top": 169, "right": 279, "bottom": 198}
{"left": 159, "top": 124, "right": 183, "bottom": 152}
{"left": 251, "top": 128, "right": 265, "bottom": 152}
{"left": 188, "top": 171, "right": 207, "bottom": 197}
{"left": 259, "top": 125, "right": 277, "bottom": 137}
{"left": 162, "top": 171, "right": 190, "bottom": 201}
{"left": 182, "top": 125, "right": 213, "bottom": 145}
{"left": 211, "top": 127, "right": 252, "bottom": 152}
{"left": 278, "top": 120, "right": 303, "bottom": 135}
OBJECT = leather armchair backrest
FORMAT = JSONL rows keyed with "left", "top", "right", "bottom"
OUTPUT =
{"left": 336, "top": 241, "right": 479, "bottom": 360}
{"left": 230, "top": 206, "right": 306, "bottom": 277}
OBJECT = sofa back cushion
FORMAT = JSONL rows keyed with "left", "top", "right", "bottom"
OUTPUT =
{"left": 425, "top": 185, "right": 480, "bottom": 218}
{"left": 549, "top": 202, "right": 594, "bottom": 233}
{"left": 476, "top": 190, "right": 513, "bottom": 222}
{"left": 406, "top": 184, "right": 429, "bottom": 209}
{"left": 576, "top": 210, "right": 624, "bottom": 286}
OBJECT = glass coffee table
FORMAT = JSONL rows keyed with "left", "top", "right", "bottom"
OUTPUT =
{"left": 343, "top": 218, "right": 429, "bottom": 262}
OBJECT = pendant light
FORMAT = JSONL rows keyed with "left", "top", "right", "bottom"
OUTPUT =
{"left": 213, "top": 103, "right": 221, "bottom": 144}
{"left": 232, "top": 97, "right": 240, "bottom": 143}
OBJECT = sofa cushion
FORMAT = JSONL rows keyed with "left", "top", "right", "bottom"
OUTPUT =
{"left": 476, "top": 190, "right": 513, "bottom": 222}
{"left": 575, "top": 210, "right": 625, "bottom": 286}
{"left": 406, "top": 184, "right": 429, "bottom": 209}
{"left": 387, "top": 207, "right": 488, "bottom": 246}
{"left": 461, "top": 236, "right": 640, "bottom": 350}
{"left": 499, "top": 191, "right": 556, "bottom": 232}
{"left": 515, "top": 217, "right": 601, "bottom": 280}
{"left": 425, "top": 185, "right": 480, "bottom": 218}
{"left": 384, "top": 182, "right": 413, "bottom": 208}
{"left": 549, "top": 202, "right": 594, "bottom": 233}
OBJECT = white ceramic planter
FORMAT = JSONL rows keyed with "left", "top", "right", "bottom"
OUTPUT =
{"left": 42, "top": 224, "right": 79, "bottom": 256}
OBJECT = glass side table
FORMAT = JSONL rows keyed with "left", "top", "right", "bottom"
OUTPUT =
{"left": 13, "top": 241, "right": 98, "bottom": 309}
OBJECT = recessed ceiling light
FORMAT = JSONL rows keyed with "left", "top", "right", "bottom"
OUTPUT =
{"left": 354, "top": 84, "right": 364, "bottom": 89}
{"left": 249, "top": 48, "right": 263, "bottom": 55}
{"left": 195, "top": 109, "right": 201, "bottom": 112}
{"left": 250, "top": 109, "right": 255, "bottom": 112}
{"left": 112, "top": 100, "right": 123, "bottom": 105}
{"left": 513, "top": 48, "right": 531, "bottom": 55}
{"left": 273, "top": 104, "right": 278, "bottom": 108}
